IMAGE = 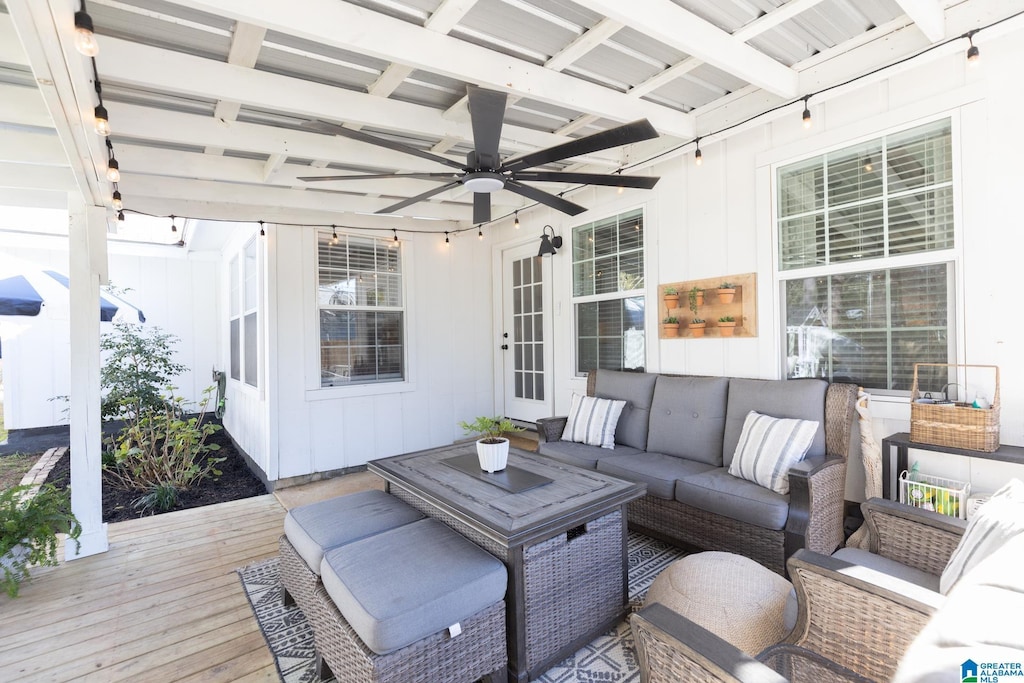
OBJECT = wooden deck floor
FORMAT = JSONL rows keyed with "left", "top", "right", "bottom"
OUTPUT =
{"left": 0, "top": 494, "right": 286, "bottom": 682}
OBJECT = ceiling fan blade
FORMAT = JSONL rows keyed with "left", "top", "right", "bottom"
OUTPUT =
{"left": 375, "top": 181, "right": 462, "bottom": 214}
{"left": 500, "top": 119, "right": 659, "bottom": 173}
{"left": 473, "top": 193, "right": 491, "bottom": 224}
{"left": 298, "top": 172, "right": 459, "bottom": 182}
{"left": 303, "top": 120, "right": 466, "bottom": 171}
{"left": 505, "top": 179, "right": 587, "bottom": 216}
{"left": 467, "top": 86, "right": 507, "bottom": 168}
{"left": 511, "top": 171, "right": 660, "bottom": 189}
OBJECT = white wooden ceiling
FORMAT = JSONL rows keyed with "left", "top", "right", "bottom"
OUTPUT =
{"left": 1, "top": 0, "right": 1021, "bottom": 236}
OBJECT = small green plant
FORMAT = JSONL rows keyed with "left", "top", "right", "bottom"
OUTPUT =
{"left": 719, "top": 282, "right": 735, "bottom": 289}
{"left": 105, "top": 387, "right": 223, "bottom": 492}
{"left": 100, "top": 322, "right": 187, "bottom": 422}
{"left": 459, "top": 416, "right": 524, "bottom": 445}
{"left": 663, "top": 286, "right": 678, "bottom": 295}
{"left": 1, "top": 484, "right": 81, "bottom": 597}
{"left": 719, "top": 315, "right": 735, "bottom": 322}
{"left": 663, "top": 316, "right": 679, "bottom": 324}
{"left": 691, "top": 317, "right": 705, "bottom": 324}
{"left": 133, "top": 483, "right": 180, "bottom": 515}
{"left": 689, "top": 287, "right": 703, "bottom": 317}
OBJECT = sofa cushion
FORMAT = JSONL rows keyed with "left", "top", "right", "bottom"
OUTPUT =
{"left": 283, "top": 490, "right": 424, "bottom": 575}
{"left": 723, "top": 378, "right": 827, "bottom": 467}
{"left": 596, "top": 452, "right": 716, "bottom": 499}
{"left": 940, "top": 478, "right": 1024, "bottom": 594}
{"left": 593, "top": 369, "right": 658, "bottom": 450}
{"left": 893, "top": 533, "right": 1024, "bottom": 683}
{"left": 832, "top": 547, "right": 941, "bottom": 592}
{"left": 647, "top": 376, "right": 730, "bottom": 466}
{"left": 675, "top": 468, "right": 790, "bottom": 530}
{"left": 321, "top": 517, "right": 508, "bottom": 655}
{"left": 728, "top": 411, "right": 818, "bottom": 495}
{"left": 538, "top": 440, "right": 641, "bottom": 469}
{"left": 561, "top": 393, "right": 626, "bottom": 449}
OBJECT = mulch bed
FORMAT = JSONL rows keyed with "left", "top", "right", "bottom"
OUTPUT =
{"left": 43, "top": 419, "right": 267, "bottom": 524}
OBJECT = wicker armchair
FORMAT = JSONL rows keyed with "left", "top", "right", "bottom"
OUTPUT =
{"left": 632, "top": 499, "right": 967, "bottom": 683}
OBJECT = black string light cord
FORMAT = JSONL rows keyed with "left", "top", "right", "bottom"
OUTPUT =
{"left": 88, "top": 8, "right": 1022, "bottom": 241}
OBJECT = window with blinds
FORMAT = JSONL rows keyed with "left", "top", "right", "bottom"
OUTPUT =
{"left": 318, "top": 232, "right": 404, "bottom": 387}
{"left": 777, "top": 119, "right": 956, "bottom": 392}
{"left": 571, "top": 209, "right": 645, "bottom": 375}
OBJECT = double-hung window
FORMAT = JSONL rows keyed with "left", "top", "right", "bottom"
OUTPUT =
{"left": 229, "top": 237, "right": 260, "bottom": 387}
{"left": 572, "top": 208, "right": 645, "bottom": 375}
{"left": 318, "top": 232, "right": 404, "bottom": 387}
{"left": 776, "top": 118, "right": 956, "bottom": 393}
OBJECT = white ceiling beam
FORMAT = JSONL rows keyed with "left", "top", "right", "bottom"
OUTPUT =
{"left": 97, "top": 37, "right": 624, "bottom": 164}
{"left": 262, "top": 153, "right": 286, "bottom": 181}
{"left": 0, "top": 160, "right": 77, "bottom": 191}
{"left": 0, "top": 127, "right": 67, "bottom": 165}
{"left": 206, "top": 21, "right": 267, "bottom": 156}
{"left": 368, "top": 64, "right": 415, "bottom": 97}
{"left": 575, "top": 0, "right": 798, "bottom": 98}
{"left": 156, "top": 0, "right": 694, "bottom": 137}
{"left": 0, "top": 84, "right": 55, "bottom": 128}
{"left": 0, "top": 12, "right": 30, "bottom": 65}
{"left": 893, "top": 0, "right": 946, "bottom": 42}
{"left": 424, "top": 0, "right": 479, "bottom": 33}
{"left": 545, "top": 18, "right": 623, "bottom": 72}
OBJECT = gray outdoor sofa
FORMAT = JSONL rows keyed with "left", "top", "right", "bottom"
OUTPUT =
{"left": 537, "top": 370, "right": 858, "bottom": 574}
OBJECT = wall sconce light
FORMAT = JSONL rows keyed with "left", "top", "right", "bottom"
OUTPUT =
{"left": 538, "top": 225, "right": 562, "bottom": 257}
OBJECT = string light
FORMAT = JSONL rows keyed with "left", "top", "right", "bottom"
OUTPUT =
{"left": 93, "top": 104, "right": 110, "bottom": 136}
{"left": 259, "top": 220, "right": 265, "bottom": 237}
{"left": 73, "top": 7, "right": 99, "bottom": 57}
{"left": 513, "top": 211, "right": 520, "bottom": 229}
{"left": 111, "top": 189, "right": 122, "bottom": 211}
{"left": 694, "top": 137, "right": 702, "bottom": 167}
{"left": 105, "top": 156, "right": 119, "bottom": 182}
{"left": 170, "top": 215, "right": 177, "bottom": 233}
{"left": 478, "top": 226, "right": 484, "bottom": 240}
{"left": 616, "top": 169, "right": 625, "bottom": 194}
{"left": 392, "top": 228, "right": 399, "bottom": 246}
{"left": 802, "top": 97, "right": 812, "bottom": 129}
{"left": 330, "top": 225, "right": 338, "bottom": 245}
{"left": 117, "top": 210, "right": 125, "bottom": 221}
{"left": 444, "top": 231, "right": 450, "bottom": 246}
{"left": 966, "top": 30, "right": 981, "bottom": 63}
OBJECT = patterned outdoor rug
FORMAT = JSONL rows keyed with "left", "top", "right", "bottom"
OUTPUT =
{"left": 237, "top": 533, "right": 686, "bottom": 683}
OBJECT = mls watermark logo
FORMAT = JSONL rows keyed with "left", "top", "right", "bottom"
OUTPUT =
{"left": 964, "top": 658, "right": 1024, "bottom": 682}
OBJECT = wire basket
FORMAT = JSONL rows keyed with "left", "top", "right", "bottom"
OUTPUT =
{"left": 910, "top": 363, "right": 1000, "bottom": 452}
{"left": 899, "top": 470, "right": 970, "bottom": 519}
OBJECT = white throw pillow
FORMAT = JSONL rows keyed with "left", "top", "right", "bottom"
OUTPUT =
{"left": 561, "top": 393, "right": 626, "bottom": 449}
{"left": 940, "top": 478, "right": 1024, "bottom": 595}
{"left": 728, "top": 410, "right": 819, "bottom": 495}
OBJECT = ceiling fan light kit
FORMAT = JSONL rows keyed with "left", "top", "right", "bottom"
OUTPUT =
{"left": 299, "top": 85, "right": 661, "bottom": 224}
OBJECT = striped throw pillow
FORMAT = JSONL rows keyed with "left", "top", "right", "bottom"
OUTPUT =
{"left": 940, "top": 478, "right": 1024, "bottom": 595}
{"left": 561, "top": 393, "right": 626, "bottom": 449}
{"left": 728, "top": 410, "right": 819, "bottom": 495}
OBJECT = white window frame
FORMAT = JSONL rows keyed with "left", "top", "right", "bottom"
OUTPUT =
{"left": 771, "top": 113, "right": 963, "bottom": 396}
{"left": 570, "top": 206, "right": 648, "bottom": 377}
{"left": 228, "top": 235, "right": 262, "bottom": 391}
{"left": 313, "top": 229, "right": 410, "bottom": 394}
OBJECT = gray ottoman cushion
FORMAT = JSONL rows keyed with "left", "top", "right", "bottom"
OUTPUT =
{"left": 647, "top": 376, "right": 729, "bottom": 465}
{"left": 597, "top": 452, "right": 715, "bottom": 499}
{"left": 832, "top": 547, "right": 940, "bottom": 592}
{"left": 539, "top": 439, "right": 641, "bottom": 469}
{"left": 675, "top": 468, "right": 790, "bottom": 530}
{"left": 284, "top": 490, "right": 424, "bottom": 575}
{"left": 321, "top": 517, "right": 508, "bottom": 655}
{"left": 594, "top": 370, "right": 658, "bottom": 450}
{"left": 723, "top": 378, "right": 827, "bottom": 467}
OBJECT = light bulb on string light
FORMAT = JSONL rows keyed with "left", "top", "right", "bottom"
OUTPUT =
{"left": 259, "top": 220, "right": 265, "bottom": 237}
{"left": 392, "top": 229, "right": 399, "bottom": 246}
{"left": 513, "top": 211, "right": 520, "bottom": 229}
{"left": 444, "top": 232, "right": 450, "bottom": 246}
{"left": 966, "top": 31, "right": 981, "bottom": 64}
{"left": 330, "top": 225, "right": 338, "bottom": 245}
{"left": 170, "top": 215, "right": 177, "bottom": 233}
{"left": 117, "top": 210, "right": 125, "bottom": 222}
{"left": 105, "top": 157, "right": 120, "bottom": 182}
{"left": 478, "top": 226, "right": 484, "bottom": 240}
{"left": 94, "top": 105, "right": 110, "bottom": 136}
{"left": 74, "top": 10, "right": 99, "bottom": 57}
{"left": 694, "top": 137, "right": 703, "bottom": 167}
{"left": 111, "top": 189, "right": 122, "bottom": 211}
{"left": 802, "top": 97, "right": 812, "bottom": 129}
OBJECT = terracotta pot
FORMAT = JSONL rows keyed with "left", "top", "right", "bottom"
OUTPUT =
{"left": 476, "top": 438, "right": 509, "bottom": 473}
{"left": 718, "top": 321, "right": 737, "bottom": 337}
{"left": 717, "top": 288, "right": 736, "bottom": 304}
{"left": 661, "top": 323, "right": 680, "bottom": 338}
{"left": 689, "top": 322, "right": 706, "bottom": 338}
{"left": 663, "top": 294, "right": 680, "bottom": 310}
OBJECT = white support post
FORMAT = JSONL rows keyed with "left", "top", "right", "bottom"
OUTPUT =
{"left": 66, "top": 199, "right": 109, "bottom": 559}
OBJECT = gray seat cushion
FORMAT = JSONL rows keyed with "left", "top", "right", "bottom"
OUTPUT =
{"left": 284, "top": 490, "right": 424, "bottom": 575}
{"left": 538, "top": 439, "right": 641, "bottom": 469}
{"left": 320, "top": 518, "right": 508, "bottom": 655}
{"left": 647, "top": 376, "right": 730, "bottom": 466}
{"left": 675, "top": 468, "right": 790, "bottom": 530}
{"left": 723, "top": 378, "right": 827, "bottom": 467}
{"left": 597, "top": 452, "right": 716, "bottom": 499}
{"left": 832, "top": 547, "right": 940, "bottom": 592}
{"left": 593, "top": 369, "right": 658, "bottom": 450}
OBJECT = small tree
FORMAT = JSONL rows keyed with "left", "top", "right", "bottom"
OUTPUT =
{"left": 100, "top": 321, "right": 187, "bottom": 421}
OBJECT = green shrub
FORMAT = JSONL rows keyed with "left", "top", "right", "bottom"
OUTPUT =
{"left": 100, "top": 322, "right": 187, "bottom": 422}
{"left": 133, "top": 483, "right": 180, "bottom": 515}
{"left": 1, "top": 484, "right": 81, "bottom": 597}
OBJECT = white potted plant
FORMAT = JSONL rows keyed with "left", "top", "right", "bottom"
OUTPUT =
{"left": 458, "top": 416, "right": 524, "bottom": 473}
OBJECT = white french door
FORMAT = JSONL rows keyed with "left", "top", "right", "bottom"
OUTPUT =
{"left": 500, "top": 243, "right": 553, "bottom": 423}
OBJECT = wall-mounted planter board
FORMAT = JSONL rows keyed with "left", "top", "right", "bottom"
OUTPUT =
{"left": 658, "top": 272, "right": 757, "bottom": 339}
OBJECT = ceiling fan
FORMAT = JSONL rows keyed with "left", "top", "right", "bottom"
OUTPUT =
{"left": 298, "top": 85, "right": 661, "bottom": 224}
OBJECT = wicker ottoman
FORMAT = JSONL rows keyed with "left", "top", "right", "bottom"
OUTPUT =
{"left": 642, "top": 551, "right": 795, "bottom": 655}
{"left": 314, "top": 518, "right": 508, "bottom": 683}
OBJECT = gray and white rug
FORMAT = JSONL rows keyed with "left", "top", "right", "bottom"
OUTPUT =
{"left": 237, "top": 533, "right": 686, "bottom": 683}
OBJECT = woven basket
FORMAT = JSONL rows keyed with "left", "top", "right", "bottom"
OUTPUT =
{"left": 910, "top": 363, "right": 999, "bottom": 452}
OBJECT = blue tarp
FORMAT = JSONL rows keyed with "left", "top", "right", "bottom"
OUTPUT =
{"left": 0, "top": 274, "right": 44, "bottom": 316}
